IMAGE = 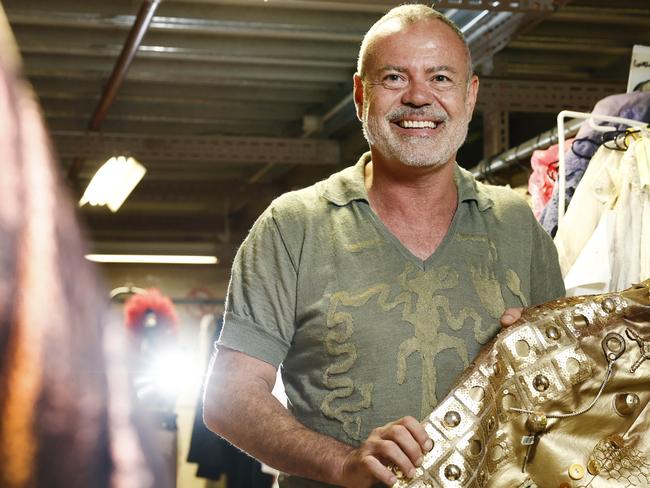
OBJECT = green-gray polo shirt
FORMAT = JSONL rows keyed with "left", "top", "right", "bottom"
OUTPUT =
{"left": 218, "top": 153, "right": 564, "bottom": 485}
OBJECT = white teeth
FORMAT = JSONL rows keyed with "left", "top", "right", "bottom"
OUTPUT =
{"left": 398, "top": 120, "right": 438, "bottom": 129}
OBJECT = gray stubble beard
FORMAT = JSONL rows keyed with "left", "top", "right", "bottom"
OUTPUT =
{"left": 362, "top": 101, "right": 471, "bottom": 169}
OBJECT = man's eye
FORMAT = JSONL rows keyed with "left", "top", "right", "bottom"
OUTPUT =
{"left": 382, "top": 74, "right": 407, "bottom": 88}
{"left": 433, "top": 74, "right": 451, "bottom": 83}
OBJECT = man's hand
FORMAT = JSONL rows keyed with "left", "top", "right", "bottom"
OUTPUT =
{"left": 339, "top": 416, "right": 432, "bottom": 487}
{"left": 500, "top": 307, "right": 523, "bottom": 327}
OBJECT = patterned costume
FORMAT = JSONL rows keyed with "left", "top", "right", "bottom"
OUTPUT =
{"left": 394, "top": 280, "right": 650, "bottom": 488}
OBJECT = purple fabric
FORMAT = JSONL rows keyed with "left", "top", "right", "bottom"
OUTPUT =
{"left": 539, "top": 92, "right": 650, "bottom": 236}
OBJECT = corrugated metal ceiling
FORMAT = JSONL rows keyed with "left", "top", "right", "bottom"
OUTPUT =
{"left": 4, "top": 0, "right": 649, "bottom": 262}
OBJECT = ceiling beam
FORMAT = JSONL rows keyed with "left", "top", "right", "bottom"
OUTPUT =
{"left": 46, "top": 117, "right": 300, "bottom": 138}
{"left": 549, "top": 6, "right": 650, "bottom": 26}
{"left": 25, "top": 68, "right": 338, "bottom": 91}
{"left": 6, "top": 10, "right": 364, "bottom": 42}
{"left": 22, "top": 52, "right": 352, "bottom": 84}
{"left": 29, "top": 77, "right": 333, "bottom": 104}
{"left": 40, "top": 97, "right": 312, "bottom": 122}
{"left": 169, "top": 0, "right": 561, "bottom": 13}
{"left": 476, "top": 78, "right": 624, "bottom": 113}
{"left": 51, "top": 131, "right": 340, "bottom": 166}
{"left": 11, "top": 25, "right": 359, "bottom": 63}
{"left": 18, "top": 43, "right": 352, "bottom": 69}
{"left": 431, "top": 0, "right": 560, "bottom": 12}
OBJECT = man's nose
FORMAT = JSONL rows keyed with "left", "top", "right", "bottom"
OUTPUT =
{"left": 401, "top": 79, "right": 434, "bottom": 107}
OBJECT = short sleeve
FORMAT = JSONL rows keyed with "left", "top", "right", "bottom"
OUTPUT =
{"left": 529, "top": 214, "right": 566, "bottom": 305}
{"left": 217, "top": 205, "right": 299, "bottom": 368}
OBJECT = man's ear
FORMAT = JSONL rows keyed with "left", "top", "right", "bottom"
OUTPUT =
{"left": 466, "top": 74, "right": 479, "bottom": 116}
{"left": 353, "top": 73, "right": 365, "bottom": 122}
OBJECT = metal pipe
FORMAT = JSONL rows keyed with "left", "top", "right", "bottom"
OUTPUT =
{"left": 470, "top": 117, "right": 583, "bottom": 180}
{"left": 67, "top": 0, "right": 162, "bottom": 181}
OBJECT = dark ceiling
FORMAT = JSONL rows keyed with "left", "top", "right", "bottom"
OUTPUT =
{"left": 4, "top": 0, "right": 650, "bottom": 265}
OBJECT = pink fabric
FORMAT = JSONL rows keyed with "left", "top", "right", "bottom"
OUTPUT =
{"left": 528, "top": 140, "right": 572, "bottom": 219}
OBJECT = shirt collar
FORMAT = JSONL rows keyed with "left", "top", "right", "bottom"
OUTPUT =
{"left": 322, "top": 151, "right": 493, "bottom": 211}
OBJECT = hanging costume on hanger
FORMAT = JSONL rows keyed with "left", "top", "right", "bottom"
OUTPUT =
{"left": 391, "top": 280, "right": 650, "bottom": 488}
{"left": 554, "top": 133, "right": 650, "bottom": 296}
{"left": 539, "top": 92, "right": 650, "bottom": 236}
{"left": 187, "top": 317, "right": 274, "bottom": 488}
{"left": 527, "top": 142, "right": 567, "bottom": 219}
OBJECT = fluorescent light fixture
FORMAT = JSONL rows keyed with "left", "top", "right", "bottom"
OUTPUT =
{"left": 85, "top": 254, "right": 218, "bottom": 264}
{"left": 79, "top": 156, "right": 146, "bottom": 212}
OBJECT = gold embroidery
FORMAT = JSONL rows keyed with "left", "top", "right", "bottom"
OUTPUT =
{"left": 344, "top": 239, "right": 385, "bottom": 252}
{"left": 455, "top": 234, "right": 498, "bottom": 261}
{"left": 322, "top": 262, "right": 489, "bottom": 436}
{"left": 469, "top": 263, "right": 506, "bottom": 319}
{"left": 456, "top": 234, "right": 510, "bottom": 329}
{"left": 322, "top": 286, "right": 389, "bottom": 440}
{"left": 506, "top": 269, "right": 528, "bottom": 307}
{"left": 394, "top": 264, "right": 478, "bottom": 416}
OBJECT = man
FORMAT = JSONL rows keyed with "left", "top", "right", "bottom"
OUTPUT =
{"left": 204, "top": 5, "right": 564, "bottom": 488}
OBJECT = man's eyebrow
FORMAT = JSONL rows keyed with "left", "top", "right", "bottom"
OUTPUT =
{"left": 378, "top": 65, "right": 408, "bottom": 73}
{"left": 377, "top": 65, "right": 460, "bottom": 74}
{"left": 425, "top": 65, "right": 459, "bottom": 74}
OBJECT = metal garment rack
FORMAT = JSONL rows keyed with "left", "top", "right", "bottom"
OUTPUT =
{"left": 556, "top": 110, "right": 649, "bottom": 225}
{"left": 470, "top": 118, "right": 584, "bottom": 180}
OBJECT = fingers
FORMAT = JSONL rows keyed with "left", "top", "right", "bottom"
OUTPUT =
{"left": 500, "top": 307, "right": 523, "bottom": 327}
{"left": 361, "top": 453, "right": 397, "bottom": 486}
{"left": 373, "top": 417, "right": 432, "bottom": 478}
{"left": 398, "top": 416, "right": 432, "bottom": 453}
{"left": 342, "top": 417, "right": 434, "bottom": 487}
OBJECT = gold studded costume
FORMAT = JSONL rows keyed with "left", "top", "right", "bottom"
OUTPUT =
{"left": 394, "top": 280, "right": 650, "bottom": 488}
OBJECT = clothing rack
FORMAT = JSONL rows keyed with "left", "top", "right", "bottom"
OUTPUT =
{"left": 470, "top": 118, "right": 584, "bottom": 180}
{"left": 556, "top": 110, "right": 649, "bottom": 225}
{"left": 109, "top": 285, "right": 224, "bottom": 304}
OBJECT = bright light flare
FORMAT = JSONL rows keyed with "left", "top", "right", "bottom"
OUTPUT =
{"left": 85, "top": 254, "right": 218, "bottom": 264}
{"left": 140, "top": 348, "right": 202, "bottom": 401}
{"left": 79, "top": 156, "right": 146, "bottom": 212}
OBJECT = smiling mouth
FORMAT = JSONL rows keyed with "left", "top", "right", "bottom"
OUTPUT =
{"left": 396, "top": 120, "right": 439, "bottom": 129}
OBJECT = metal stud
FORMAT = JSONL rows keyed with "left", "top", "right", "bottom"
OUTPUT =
{"left": 613, "top": 393, "right": 640, "bottom": 416}
{"left": 545, "top": 325, "right": 561, "bottom": 340}
{"left": 443, "top": 410, "right": 461, "bottom": 428}
{"left": 587, "top": 459, "right": 601, "bottom": 475}
{"left": 601, "top": 297, "right": 616, "bottom": 313}
{"left": 525, "top": 412, "right": 548, "bottom": 434}
{"left": 532, "top": 374, "right": 550, "bottom": 392}
{"left": 568, "top": 463, "right": 585, "bottom": 480}
{"left": 572, "top": 313, "right": 589, "bottom": 327}
{"left": 444, "top": 464, "right": 461, "bottom": 481}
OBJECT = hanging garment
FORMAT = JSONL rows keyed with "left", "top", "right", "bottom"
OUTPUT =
{"left": 553, "top": 145, "right": 624, "bottom": 277}
{"left": 391, "top": 280, "right": 650, "bottom": 488}
{"left": 559, "top": 136, "right": 650, "bottom": 296}
{"left": 540, "top": 92, "right": 650, "bottom": 236}
{"left": 528, "top": 142, "right": 565, "bottom": 219}
{"left": 187, "top": 317, "right": 274, "bottom": 488}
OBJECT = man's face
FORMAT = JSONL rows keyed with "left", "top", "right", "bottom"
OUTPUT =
{"left": 354, "top": 19, "right": 478, "bottom": 169}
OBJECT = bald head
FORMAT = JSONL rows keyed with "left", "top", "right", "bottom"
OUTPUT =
{"left": 357, "top": 5, "right": 472, "bottom": 81}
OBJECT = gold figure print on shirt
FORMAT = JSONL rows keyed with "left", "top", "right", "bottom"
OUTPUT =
{"left": 456, "top": 233, "right": 528, "bottom": 318}
{"left": 321, "top": 262, "right": 484, "bottom": 440}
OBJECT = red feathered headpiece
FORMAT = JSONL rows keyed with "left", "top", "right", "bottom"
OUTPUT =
{"left": 123, "top": 288, "right": 179, "bottom": 334}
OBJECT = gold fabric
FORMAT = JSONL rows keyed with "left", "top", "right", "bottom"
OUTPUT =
{"left": 393, "top": 280, "right": 650, "bottom": 488}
